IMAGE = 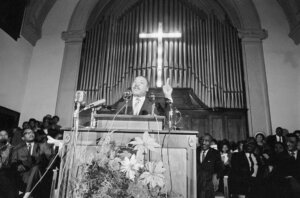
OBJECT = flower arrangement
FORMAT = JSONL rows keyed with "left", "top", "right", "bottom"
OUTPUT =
{"left": 72, "top": 131, "right": 183, "bottom": 198}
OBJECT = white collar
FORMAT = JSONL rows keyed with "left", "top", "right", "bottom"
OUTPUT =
{"left": 133, "top": 95, "right": 145, "bottom": 100}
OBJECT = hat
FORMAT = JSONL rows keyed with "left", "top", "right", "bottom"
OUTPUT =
{"left": 255, "top": 131, "right": 265, "bottom": 138}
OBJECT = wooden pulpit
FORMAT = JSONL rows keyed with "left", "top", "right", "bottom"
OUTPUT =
{"left": 57, "top": 115, "right": 198, "bottom": 198}
{"left": 94, "top": 114, "right": 165, "bottom": 130}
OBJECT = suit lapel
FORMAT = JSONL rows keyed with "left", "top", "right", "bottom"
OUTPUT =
{"left": 139, "top": 98, "right": 151, "bottom": 115}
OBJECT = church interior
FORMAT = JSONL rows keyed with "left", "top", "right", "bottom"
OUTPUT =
{"left": 0, "top": 0, "right": 300, "bottom": 198}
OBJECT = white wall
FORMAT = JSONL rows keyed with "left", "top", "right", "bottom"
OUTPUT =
{"left": 253, "top": 0, "right": 300, "bottom": 133}
{"left": 0, "top": 31, "right": 33, "bottom": 113}
{"left": 19, "top": 0, "right": 79, "bottom": 123}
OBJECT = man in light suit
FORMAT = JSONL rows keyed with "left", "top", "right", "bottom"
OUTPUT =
{"left": 11, "top": 128, "right": 53, "bottom": 197}
{"left": 196, "top": 133, "right": 223, "bottom": 198}
{"left": 114, "top": 76, "right": 173, "bottom": 116}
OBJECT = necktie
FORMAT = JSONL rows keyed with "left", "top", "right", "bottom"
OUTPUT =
{"left": 134, "top": 97, "right": 141, "bottom": 115}
{"left": 201, "top": 151, "right": 206, "bottom": 163}
{"left": 290, "top": 151, "right": 296, "bottom": 160}
{"left": 280, "top": 136, "right": 282, "bottom": 143}
{"left": 28, "top": 143, "right": 32, "bottom": 155}
{"left": 248, "top": 153, "right": 254, "bottom": 174}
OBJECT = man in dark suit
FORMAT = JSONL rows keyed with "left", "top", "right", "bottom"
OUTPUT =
{"left": 229, "top": 139, "right": 259, "bottom": 198}
{"left": 196, "top": 133, "right": 223, "bottom": 198}
{"left": 285, "top": 133, "right": 300, "bottom": 198}
{"left": 11, "top": 128, "right": 53, "bottom": 198}
{"left": 0, "top": 130, "right": 18, "bottom": 198}
{"left": 114, "top": 76, "right": 173, "bottom": 116}
{"left": 267, "top": 127, "right": 286, "bottom": 148}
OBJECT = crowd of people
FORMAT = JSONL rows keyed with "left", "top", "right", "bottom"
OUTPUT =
{"left": 197, "top": 127, "right": 300, "bottom": 198}
{"left": 0, "top": 115, "right": 62, "bottom": 198}
{"left": 1, "top": 111, "right": 300, "bottom": 198}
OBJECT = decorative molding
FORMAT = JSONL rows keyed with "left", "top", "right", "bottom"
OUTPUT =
{"left": 21, "top": 23, "right": 41, "bottom": 46}
{"left": 21, "top": 0, "right": 57, "bottom": 46}
{"left": 238, "top": 28, "right": 268, "bottom": 41}
{"left": 61, "top": 30, "right": 86, "bottom": 43}
{"left": 288, "top": 22, "right": 300, "bottom": 44}
{"left": 277, "top": 0, "right": 300, "bottom": 45}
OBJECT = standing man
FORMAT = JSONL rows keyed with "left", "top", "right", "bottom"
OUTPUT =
{"left": 229, "top": 139, "right": 260, "bottom": 198}
{"left": 0, "top": 130, "right": 18, "bottom": 198}
{"left": 267, "top": 127, "right": 286, "bottom": 148}
{"left": 114, "top": 76, "right": 173, "bottom": 116}
{"left": 285, "top": 134, "right": 300, "bottom": 198}
{"left": 196, "top": 133, "right": 223, "bottom": 198}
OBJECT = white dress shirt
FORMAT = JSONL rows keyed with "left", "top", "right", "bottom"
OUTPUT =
{"left": 245, "top": 153, "right": 258, "bottom": 177}
{"left": 276, "top": 135, "right": 283, "bottom": 142}
{"left": 289, "top": 150, "right": 298, "bottom": 160}
{"left": 132, "top": 96, "right": 145, "bottom": 115}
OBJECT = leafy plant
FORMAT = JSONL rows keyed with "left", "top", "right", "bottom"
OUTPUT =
{"left": 71, "top": 131, "right": 182, "bottom": 198}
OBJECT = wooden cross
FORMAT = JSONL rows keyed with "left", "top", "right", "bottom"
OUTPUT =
{"left": 139, "top": 22, "right": 181, "bottom": 87}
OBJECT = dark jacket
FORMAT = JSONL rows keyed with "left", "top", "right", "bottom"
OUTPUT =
{"left": 229, "top": 151, "right": 259, "bottom": 195}
{"left": 267, "top": 135, "right": 286, "bottom": 148}
{"left": 11, "top": 142, "right": 53, "bottom": 171}
{"left": 196, "top": 147, "right": 223, "bottom": 198}
{"left": 114, "top": 96, "right": 170, "bottom": 116}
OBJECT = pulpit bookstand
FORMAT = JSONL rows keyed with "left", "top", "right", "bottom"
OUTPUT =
{"left": 57, "top": 115, "right": 198, "bottom": 198}
{"left": 94, "top": 114, "right": 165, "bottom": 130}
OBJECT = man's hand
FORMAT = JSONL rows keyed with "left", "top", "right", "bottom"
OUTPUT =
{"left": 162, "top": 78, "right": 173, "bottom": 100}
{"left": 17, "top": 164, "right": 26, "bottom": 172}
{"left": 212, "top": 174, "right": 219, "bottom": 192}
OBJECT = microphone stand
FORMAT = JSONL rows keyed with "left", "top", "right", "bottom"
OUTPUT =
{"left": 90, "top": 107, "right": 97, "bottom": 128}
{"left": 125, "top": 99, "right": 129, "bottom": 115}
{"left": 168, "top": 102, "right": 173, "bottom": 129}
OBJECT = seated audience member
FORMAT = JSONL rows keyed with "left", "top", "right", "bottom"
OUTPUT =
{"left": 210, "top": 138, "right": 218, "bottom": 150}
{"left": 233, "top": 140, "right": 245, "bottom": 153}
{"left": 51, "top": 116, "right": 61, "bottom": 130}
{"left": 218, "top": 140, "right": 231, "bottom": 192}
{"left": 293, "top": 130, "right": 300, "bottom": 140}
{"left": 0, "top": 130, "right": 18, "bottom": 198}
{"left": 266, "top": 142, "right": 290, "bottom": 198}
{"left": 11, "top": 129, "right": 54, "bottom": 197}
{"left": 255, "top": 132, "right": 266, "bottom": 153}
{"left": 196, "top": 133, "right": 223, "bottom": 198}
{"left": 285, "top": 133, "right": 300, "bottom": 198}
{"left": 229, "top": 141, "right": 237, "bottom": 153}
{"left": 35, "top": 120, "right": 41, "bottom": 130}
{"left": 267, "top": 127, "right": 286, "bottom": 148}
{"left": 11, "top": 127, "right": 24, "bottom": 146}
{"left": 28, "top": 118, "right": 36, "bottom": 131}
{"left": 22, "top": 121, "right": 30, "bottom": 130}
{"left": 35, "top": 117, "right": 51, "bottom": 143}
{"left": 220, "top": 140, "right": 231, "bottom": 173}
{"left": 229, "top": 139, "right": 260, "bottom": 198}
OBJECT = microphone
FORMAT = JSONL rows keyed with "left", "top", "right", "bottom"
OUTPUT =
{"left": 150, "top": 92, "right": 156, "bottom": 116}
{"left": 123, "top": 90, "right": 132, "bottom": 100}
{"left": 83, "top": 99, "right": 106, "bottom": 110}
{"left": 149, "top": 92, "right": 155, "bottom": 102}
{"left": 75, "top": 91, "right": 86, "bottom": 104}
